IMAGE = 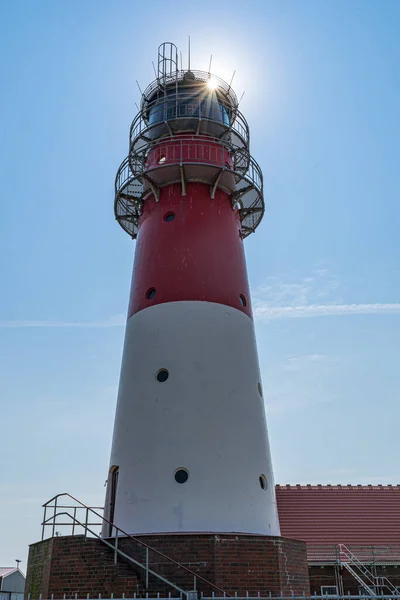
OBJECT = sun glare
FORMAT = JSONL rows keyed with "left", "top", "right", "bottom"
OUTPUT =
{"left": 207, "top": 78, "right": 218, "bottom": 90}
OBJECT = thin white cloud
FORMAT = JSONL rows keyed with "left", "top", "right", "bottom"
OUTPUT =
{"left": 254, "top": 268, "right": 400, "bottom": 320}
{"left": 255, "top": 302, "right": 400, "bottom": 320}
{"left": 1, "top": 302, "right": 399, "bottom": 328}
{"left": 0, "top": 314, "right": 126, "bottom": 328}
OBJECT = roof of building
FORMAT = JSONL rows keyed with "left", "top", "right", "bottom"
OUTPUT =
{"left": 276, "top": 484, "right": 400, "bottom": 547}
{"left": 0, "top": 567, "right": 18, "bottom": 577}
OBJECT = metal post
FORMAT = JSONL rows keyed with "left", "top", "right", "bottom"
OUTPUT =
{"left": 84, "top": 507, "right": 88, "bottom": 539}
{"left": 146, "top": 546, "right": 149, "bottom": 589}
{"left": 193, "top": 576, "right": 197, "bottom": 591}
{"left": 42, "top": 506, "right": 47, "bottom": 540}
{"left": 52, "top": 497, "right": 57, "bottom": 538}
{"left": 114, "top": 529, "right": 119, "bottom": 565}
{"left": 72, "top": 506, "right": 77, "bottom": 535}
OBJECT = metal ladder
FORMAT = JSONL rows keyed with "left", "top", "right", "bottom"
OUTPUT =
{"left": 338, "top": 544, "right": 400, "bottom": 596}
{"left": 42, "top": 493, "right": 229, "bottom": 599}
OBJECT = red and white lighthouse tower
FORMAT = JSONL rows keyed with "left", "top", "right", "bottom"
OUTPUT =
{"left": 105, "top": 43, "right": 280, "bottom": 538}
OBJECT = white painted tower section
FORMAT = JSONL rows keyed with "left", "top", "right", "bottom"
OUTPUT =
{"left": 105, "top": 301, "right": 280, "bottom": 536}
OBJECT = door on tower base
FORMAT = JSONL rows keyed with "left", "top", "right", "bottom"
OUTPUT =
{"left": 108, "top": 465, "right": 119, "bottom": 536}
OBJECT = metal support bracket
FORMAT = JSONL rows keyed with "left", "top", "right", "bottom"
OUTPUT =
{"left": 141, "top": 173, "right": 160, "bottom": 202}
{"left": 231, "top": 185, "right": 253, "bottom": 208}
{"left": 210, "top": 167, "right": 225, "bottom": 199}
{"left": 180, "top": 164, "right": 187, "bottom": 196}
{"left": 165, "top": 120, "right": 174, "bottom": 136}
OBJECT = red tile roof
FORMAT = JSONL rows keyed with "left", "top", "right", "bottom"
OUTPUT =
{"left": 276, "top": 484, "right": 400, "bottom": 546}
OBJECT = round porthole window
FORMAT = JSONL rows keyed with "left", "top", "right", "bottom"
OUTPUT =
{"left": 156, "top": 368, "right": 169, "bottom": 382}
{"left": 259, "top": 474, "right": 268, "bottom": 491}
{"left": 146, "top": 288, "right": 156, "bottom": 300}
{"left": 239, "top": 294, "right": 247, "bottom": 307}
{"left": 174, "top": 468, "right": 189, "bottom": 484}
{"left": 164, "top": 212, "right": 175, "bottom": 222}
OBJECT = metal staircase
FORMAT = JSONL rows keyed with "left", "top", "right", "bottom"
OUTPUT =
{"left": 41, "top": 493, "right": 229, "bottom": 599}
{"left": 338, "top": 544, "right": 400, "bottom": 596}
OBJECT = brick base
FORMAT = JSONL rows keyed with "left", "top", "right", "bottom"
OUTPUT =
{"left": 26, "top": 534, "right": 310, "bottom": 598}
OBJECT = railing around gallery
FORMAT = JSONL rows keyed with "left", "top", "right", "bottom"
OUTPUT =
{"left": 129, "top": 97, "right": 249, "bottom": 155}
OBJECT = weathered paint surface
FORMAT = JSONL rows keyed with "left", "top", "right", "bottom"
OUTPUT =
{"left": 128, "top": 183, "right": 252, "bottom": 318}
{"left": 106, "top": 301, "right": 280, "bottom": 535}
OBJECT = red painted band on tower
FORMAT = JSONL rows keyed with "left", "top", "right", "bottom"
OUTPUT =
{"left": 128, "top": 182, "right": 252, "bottom": 319}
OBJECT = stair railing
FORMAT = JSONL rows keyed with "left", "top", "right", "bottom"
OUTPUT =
{"left": 41, "top": 493, "right": 230, "bottom": 599}
{"left": 338, "top": 544, "right": 400, "bottom": 596}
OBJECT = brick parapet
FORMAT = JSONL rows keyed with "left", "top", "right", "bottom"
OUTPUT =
{"left": 26, "top": 534, "right": 309, "bottom": 598}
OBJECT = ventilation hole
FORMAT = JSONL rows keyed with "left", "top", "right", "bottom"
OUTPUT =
{"left": 259, "top": 475, "right": 268, "bottom": 491}
{"left": 239, "top": 294, "right": 247, "bottom": 307}
{"left": 174, "top": 468, "right": 189, "bottom": 484}
{"left": 156, "top": 368, "right": 169, "bottom": 383}
{"left": 158, "top": 156, "right": 166, "bottom": 164}
{"left": 258, "top": 382, "right": 263, "bottom": 397}
{"left": 164, "top": 212, "right": 175, "bottom": 222}
{"left": 146, "top": 288, "right": 156, "bottom": 300}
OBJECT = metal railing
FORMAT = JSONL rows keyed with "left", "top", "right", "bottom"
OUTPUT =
{"left": 140, "top": 70, "right": 239, "bottom": 111}
{"left": 114, "top": 138, "right": 264, "bottom": 239}
{"left": 41, "top": 493, "right": 230, "bottom": 599}
{"left": 307, "top": 545, "right": 400, "bottom": 565}
{"left": 338, "top": 545, "right": 399, "bottom": 596}
{"left": 129, "top": 96, "right": 249, "bottom": 155}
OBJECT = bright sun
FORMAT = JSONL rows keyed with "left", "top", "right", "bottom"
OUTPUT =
{"left": 207, "top": 78, "right": 218, "bottom": 90}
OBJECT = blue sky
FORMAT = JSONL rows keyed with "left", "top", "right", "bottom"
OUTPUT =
{"left": 1, "top": 0, "right": 399, "bottom": 567}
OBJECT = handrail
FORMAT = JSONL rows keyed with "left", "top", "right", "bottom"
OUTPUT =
{"left": 42, "top": 511, "right": 186, "bottom": 596}
{"left": 128, "top": 100, "right": 250, "bottom": 156}
{"left": 338, "top": 544, "right": 399, "bottom": 596}
{"left": 42, "top": 493, "right": 230, "bottom": 597}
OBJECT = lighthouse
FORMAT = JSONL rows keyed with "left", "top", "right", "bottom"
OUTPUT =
{"left": 104, "top": 42, "right": 281, "bottom": 538}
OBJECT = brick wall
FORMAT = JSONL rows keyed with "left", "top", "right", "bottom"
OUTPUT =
{"left": 26, "top": 534, "right": 309, "bottom": 598}
{"left": 25, "top": 537, "right": 53, "bottom": 598}
{"left": 26, "top": 536, "right": 140, "bottom": 599}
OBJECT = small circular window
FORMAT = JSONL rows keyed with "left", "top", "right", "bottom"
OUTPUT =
{"left": 164, "top": 212, "right": 175, "bottom": 222}
{"left": 146, "top": 288, "right": 156, "bottom": 300}
{"left": 174, "top": 468, "right": 189, "bottom": 484}
{"left": 259, "top": 474, "right": 268, "bottom": 491}
{"left": 239, "top": 294, "right": 247, "bottom": 307}
{"left": 156, "top": 368, "right": 169, "bottom": 382}
{"left": 159, "top": 156, "right": 166, "bottom": 164}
